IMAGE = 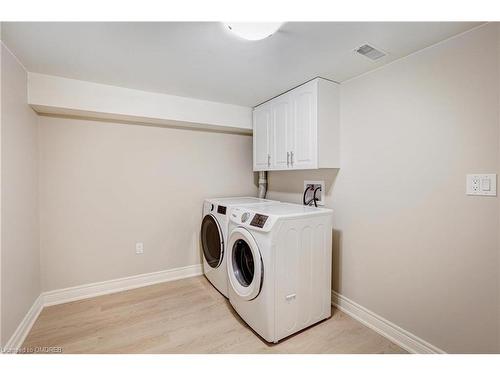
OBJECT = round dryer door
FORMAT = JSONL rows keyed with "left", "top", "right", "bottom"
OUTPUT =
{"left": 201, "top": 214, "right": 224, "bottom": 268}
{"left": 227, "top": 228, "right": 263, "bottom": 301}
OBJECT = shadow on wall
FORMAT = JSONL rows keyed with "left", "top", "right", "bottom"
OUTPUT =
{"left": 332, "top": 229, "right": 343, "bottom": 293}
{"left": 266, "top": 169, "right": 340, "bottom": 292}
{"left": 253, "top": 172, "right": 260, "bottom": 189}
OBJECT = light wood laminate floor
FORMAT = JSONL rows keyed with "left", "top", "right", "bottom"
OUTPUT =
{"left": 22, "top": 276, "right": 406, "bottom": 354}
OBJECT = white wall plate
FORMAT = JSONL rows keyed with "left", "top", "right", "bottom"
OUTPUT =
{"left": 304, "top": 180, "right": 325, "bottom": 206}
{"left": 466, "top": 174, "right": 496, "bottom": 196}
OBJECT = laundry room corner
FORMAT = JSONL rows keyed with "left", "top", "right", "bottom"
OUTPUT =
{"left": 2, "top": 5, "right": 500, "bottom": 372}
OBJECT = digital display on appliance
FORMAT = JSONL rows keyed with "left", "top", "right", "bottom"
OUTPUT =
{"left": 250, "top": 214, "right": 268, "bottom": 228}
{"left": 217, "top": 205, "right": 227, "bottom": 215}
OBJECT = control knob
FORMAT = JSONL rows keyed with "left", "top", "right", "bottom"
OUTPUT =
{"left": 241, "top": 212, "right": 250, "bottom": 223}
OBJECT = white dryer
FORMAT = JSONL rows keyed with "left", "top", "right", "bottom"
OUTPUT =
{"left": 226, "top": 202, "right": 333, "bottom": 343}
{"left": 201, "top": 197, "right": 275, "bottom": 298}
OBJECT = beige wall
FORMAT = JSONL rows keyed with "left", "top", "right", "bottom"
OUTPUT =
{"left": 39, "top": 116, "right": 257, "bottom": 291}
{"left": 498, "top": 24, "right": 500, "bottom": 355}
{"left": 267, "top": 24, "right": 500, "bottom": 353}
{"left": 0, "top": 43, "right": 40, "bottom": 346}
{"left": 1, "top": 24, "right": 3, "bottom": 346}
{"left": 1, "top": 25, "right": 3, "bottom": 346}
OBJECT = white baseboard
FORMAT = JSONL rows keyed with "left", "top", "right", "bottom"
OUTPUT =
{"left": 4, "top": 264, "right": 203, "bottom": 352}
{"left": 3, "top": 295, "right": 44, "bottom": 354}
{"left": 43, "top": 264, "right": 203, "bottom": 306}
{"left": 331, "top": 290, "right": 445, "bottom": 354}
{"left": 5, "top": 268, "right": 443, "bottom": 354}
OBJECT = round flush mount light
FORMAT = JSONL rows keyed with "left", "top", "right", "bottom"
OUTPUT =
{"left": 223, "top": 22, "right": 283, "bottom": 41}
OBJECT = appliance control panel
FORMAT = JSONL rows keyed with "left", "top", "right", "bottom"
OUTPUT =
{"left": 217, "top": 205, "right": 227, "bottom": 215}
{"left": 229, "top": 208, "right": 274, "bottom": 232}
{"left": 250, "top": 214, "right": 268, "bottom": 228}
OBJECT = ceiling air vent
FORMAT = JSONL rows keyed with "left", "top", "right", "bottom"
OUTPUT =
{"left": 355, "top": 44, "right": 386, "bottom": 61}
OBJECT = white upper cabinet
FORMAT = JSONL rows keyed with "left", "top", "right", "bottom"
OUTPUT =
{"left": 253, "top": 78, "right": 339, "bottom": 171}
{"left": 253, "top": 103, "right": 272, "bottom": 170}
{"left": 270, "top": 94, "right": 291, "bottom": 169}
{"left": 289, "top": 81, "right": 318, "bottom": 169}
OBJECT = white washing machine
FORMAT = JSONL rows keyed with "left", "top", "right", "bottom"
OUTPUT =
{"left": 201, "top": 197, "right": 275, "bottom": 298}
{"left": 226, "top": 202, "right": 333, "bottom": 343}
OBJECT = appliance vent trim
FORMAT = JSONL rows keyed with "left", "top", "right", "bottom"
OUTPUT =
{"left": 355, "top": 44, "right": 387, "bottom": 60}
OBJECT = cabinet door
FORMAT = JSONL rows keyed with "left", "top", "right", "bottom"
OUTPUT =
{"left": 271, "top": 94, "right": 291, "bottom": 170}
{"left": 253, "top": 105, "right": 271, "bottom": 171}
{"left": 289, "top": 81, "right": 318, "bottom": 169}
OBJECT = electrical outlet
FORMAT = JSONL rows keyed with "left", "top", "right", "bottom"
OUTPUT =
{"left": 135, "top": 242, "right": 144, "bottom": 254}
{"left": 466, "top": 174, "right": 496, "bottom": 196}
{"left": 304, "top": 180, "right": 325, "bottom": 206}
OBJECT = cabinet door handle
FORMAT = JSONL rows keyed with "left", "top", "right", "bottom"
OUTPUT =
{"left": 290, "top": 151, "right": 294, "bottom": 166}
{"left": 267, "top": 154, "right": 271, "bottom": 167}
{"left": 287, "top": 152, "right": 290, "bottom": 167}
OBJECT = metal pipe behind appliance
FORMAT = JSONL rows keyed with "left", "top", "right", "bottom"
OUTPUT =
{"left": 258, "top": 171, "right": 268, "bottom": 199}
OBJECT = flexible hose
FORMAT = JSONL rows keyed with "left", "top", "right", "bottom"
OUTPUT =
{"left": 312, "top": 186, "right": 322, "bottom": 207}
{"left": 303, "top": 185, "right": 313, "bottom": 205}
{"left": 303, "top": 185, "right": 322, "bottom": 207}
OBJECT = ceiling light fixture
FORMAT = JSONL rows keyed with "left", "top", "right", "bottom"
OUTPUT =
{"left": 223, "top": 22, "right": 283, "bottom": 41}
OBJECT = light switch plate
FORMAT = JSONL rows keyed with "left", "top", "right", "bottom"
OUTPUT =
{"left": 466, "top": 174, "right": 496, "bottom": 196}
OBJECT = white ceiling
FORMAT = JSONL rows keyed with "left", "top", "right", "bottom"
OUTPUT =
{"left": 2, "top": 22, "right": 482, "bottom": 107}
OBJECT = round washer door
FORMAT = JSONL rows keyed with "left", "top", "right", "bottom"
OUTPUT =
{"left": 201, "top": 214, "right": 224, "bottom": 268}
{"left": 227, "top": 227, "right": 263, "bottom": 301}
